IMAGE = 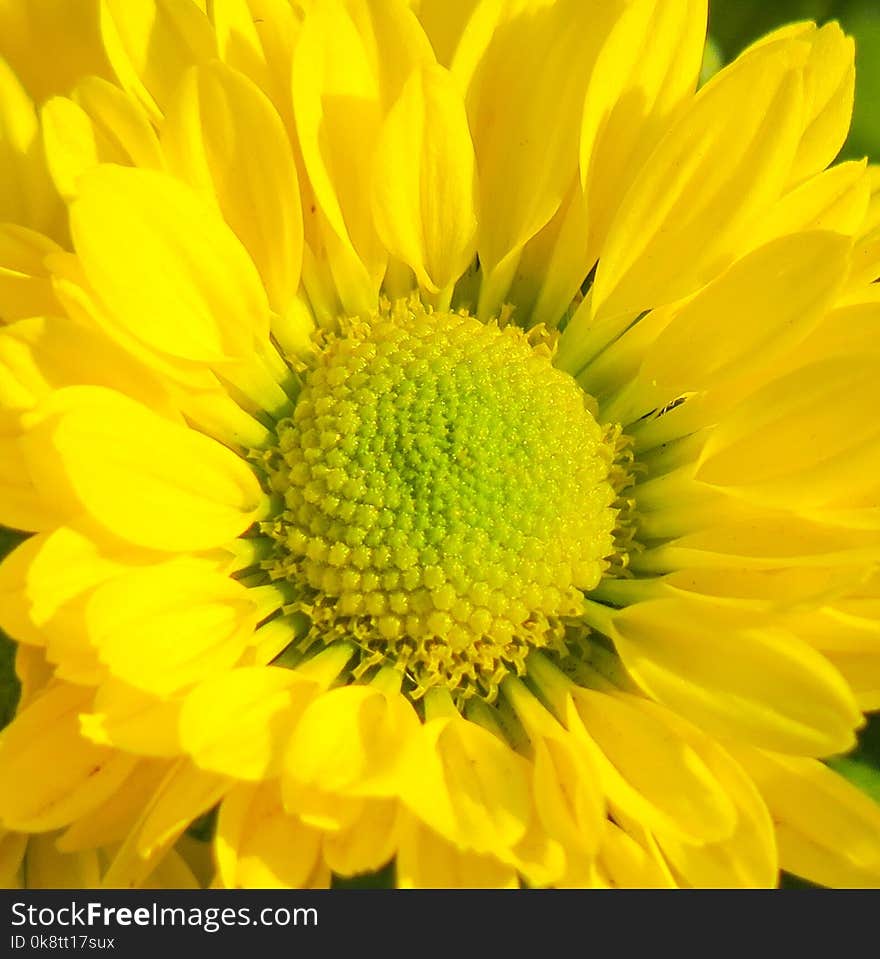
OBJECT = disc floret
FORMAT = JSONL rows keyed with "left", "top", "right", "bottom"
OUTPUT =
{"left": 261, "top": 299, "right": 618, "bottom": 701}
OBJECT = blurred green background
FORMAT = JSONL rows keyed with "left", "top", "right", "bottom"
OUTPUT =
{"left": 707, "top": 0, "right": 880, "bottom": 159}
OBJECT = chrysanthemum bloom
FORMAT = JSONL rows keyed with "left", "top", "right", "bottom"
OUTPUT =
{"left": 1, "top": 0, "right": 879, "bottom": 889}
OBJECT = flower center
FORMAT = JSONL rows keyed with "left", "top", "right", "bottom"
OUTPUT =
{"left": 262, "top": 299, "right": 618, "bottom": 702}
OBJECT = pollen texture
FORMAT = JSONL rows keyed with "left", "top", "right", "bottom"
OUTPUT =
{"left": 261, "top": 300, "right": 618, "bottom": 701}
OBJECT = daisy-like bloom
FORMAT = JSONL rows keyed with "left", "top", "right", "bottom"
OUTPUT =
{"left": 1, "top": 0, "right": 880, "bottom": 890}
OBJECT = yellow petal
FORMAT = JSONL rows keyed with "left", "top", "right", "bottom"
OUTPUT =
{"left": 0, "top": 314, "right": 176, "bottom": 417}
{"left": 599, "top": 821, "right": 676, "bottom": 889}
{"left": 99, "top": 0, "right": 217, "bottom": 122}
{"left": 322, "top": 799, "right": 399, "bottom": 877}
{"left": 163, "top": 60, "right": 303, "bottom": 314}
{"left": 41, "top": 96, "right": 119, "bottom": 201}
{"left": 0, "top": 0, "right": 112, "bottom": 103}
{"left": 611, "top": 598, "right": 862, "bottom": 756}
{"left": 851, "top": 165, "right": 880, "bottom": 286}
{"left": 216, "top": 781, "right": 322, "bottom": 889}
{"left": 80, "top": 679, "right": 184, "bottom": 757}
{"left": 653, "top": 744, "right": 777, "bottom": 889}
{"left": 283, "top": 783, "right": 364, "bottom": 833}
{"left": 400, "top": 713, "right": 531, "bottom": 856}
{"left": 42, "top": 76, "right": 165, "bottom": 201}
{"left": 0, "top": 683, "right": 136, "bottom": 832}
{"left": 0, "top": 225, "right": 63, "bottom": 323}
{"left": 0, "top": 830, "right": 27, "bottom": 888}
{"left": 580, "top": 0, "right": 707, "bottom": 264}
{"left": 0, "top": 524, "right": 159, "bottom": 651}
{"left": 24, "top": 836, "right": 101, "bottom": 889}
{"left": 749, "top": 160, "right": 870, "bottom": 249}
{"left": 396, "top": 813, "right": 518, "bottom": 889}
{"left": 568, "top": 690, "right": 738, "bottom": 845}
{"left": 638, "top": 231, "right": 850, "bottom": 397}
{"left": 209, "top": 0, "right": 274, "bottom": 97}
{"left": 0, "top": 427, "right": 65, "bottom": 531}
{"left": 454, "top": 0, "right": 622, "bottom": 315}
{"left": 0, "top": 57, "right": 58, "bottom": 233}
{"left": 102, "top": 758, "right": 229, "bottom": 888}
{"left": 636, "top": 500, "right": 880, "bottom": 573}
{"left": 142, "top": 846, "right": 200, "bottom": 889}
{"left": 181, "top": 666, "right": 316, "bottom": 780}
{"left": 223, "top": 0, "right": 303, "bottom": 136}
{"left": 509, "top": 179, "right": 590, "bottom": 329}
{"left": 71, "top": 164, "right": 271, "bottom": 365}
{"left": 14, "top": 644, "right": 53, "bottom": 710}
{"left": 412, "top": 0, "right": 478, "bottom": 66}
{"left": 372, "top": 63, "right": 476, "bottom": 298}
{"left": 284, "top": 685, "right": 421, "bottom": 799}
{"left": 788, "top": 22, "right": 855, "bottom": 186}
{"left": 73, "top": 75, "right": 165, "bottom": 166}
{"left": 502, "top": 677, "right": 605, "bottom": 858}
{"left": 591, "top": 35, "right": 807, "bottom": 322}
{"left": 84, "top": 562, "right": 257, "bottom": 696}
{"left": 735, "top": 748, "right": 880, "bottom": 888}
{"left": 696, "top": 356, "right": 880, "bottom": 511}
{"left": 293, "top": 0, "right": 433, "bottom": 312}
{"left": 21, "top": 386, "right": 266, "bottom": 551}
{"left": 58, "top": 759, "right": 172, "bottom": 851}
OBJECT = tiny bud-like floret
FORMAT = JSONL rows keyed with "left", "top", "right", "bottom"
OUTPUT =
{"left": 261, "top": 299, "right": 618, "bottom": 701}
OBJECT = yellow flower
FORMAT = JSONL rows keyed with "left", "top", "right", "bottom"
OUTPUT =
{"left": 1, "top": 0, "right": 879, "bottom": 889}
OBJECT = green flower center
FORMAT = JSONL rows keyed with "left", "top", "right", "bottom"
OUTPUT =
{"left": 262, "top": 299, "right": 618, "bottom": 701}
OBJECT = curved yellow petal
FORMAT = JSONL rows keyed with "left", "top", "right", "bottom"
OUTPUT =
{"left": 181, "top": 666, "right": 316, "bottom": 780}
{"left": 0, "top": 57, "right": 58, "bottom": 233}
{"left": 750, "top": 159, "right": 870, "bottom": 249}
{"left": 102, "top": 758, "right": 229, "bottom": 888}
{"left": 0, "top": 315, "right": 176, "bottom": 417}
{"left": 611, "top": 598, "right": 862, "bottom": 756}
{"left": 654, "top": 744, "right": 777, "bottom": 889}
{"left": 591, "top": 35, "right": 808, "bottom": 323}
{"left": 454, "top": 0, "right": 624, "bottom": 315}
{"left": 735, "top": 748, "right": 880, "bottom": 888}
{"left": 0, "top": 0, "right": 112, "bottom": 102}
{"left": 163, "top": 60, "right": 303, "bottom": 314}
{"left": 412, "top": 0, "right": 478, "bottom": 66}
{"left": 21, "top": 386, "right": 267, "bottom": 551}
{"left": 84, "top": 562, "right": 258, "bottom": 696}
{"left": 696, "top": 357, "right": 880, "bottom": 511}
{"left": 80, "top": 679, "right": 185, "bottom": 757}
{"left": 99, "top": 0, "right": 217, "bottom": 122}
{"left": 598, "top": 820, "right": 677, "bottom": 889}
{"left": 216, "top": 781, "right": 322, "bottom": 889}
{"left": 284, "top": 685, "right": 421, "bottom": 799}
{"left": 0, "top": 225, "right": 63, "bottom": 323}
{"left": 293, "top": 0, "right": 433, "bottom": 312}
{"left": 502, "top": 677, "right": 605, "bottom": 859}
{"left": 580, "top": 0, "right": 707, "bottom": 264}
{"left": 58, "top": 760, "right": 171, "bottom": 852}
{"left": 0, "top": 525, "right": 146, "bottom": 650}
{"left": 0, "top": 682, "right": 136, "bottom": 832}
{"left": 24, "top": 836, "right": 101, "bottom": 889}
{"left": 70, "top": 165, "right": 272, "bottom": 365}
{"left": 400, "top": 712, "right": 531, "bottom": 856}
{"left": 789, "top": 21, "right": 855, "bottom": 186}
{"left": 42, "top": 77, "right": 164, "bottom": 201}
{"left": 568, "top": 690, "right": 739, "bottom": 845}
{"left": 372, "top": 62, "right": 476, "bottom": 298}
{"left": 322, "top": 798, "right": 398, "bottom": 877}
{"left": 637, "top": 231, "right": 850, "bottom": 397}
{"left": 396, "top": 813, "right": 518, "bottom": 889}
